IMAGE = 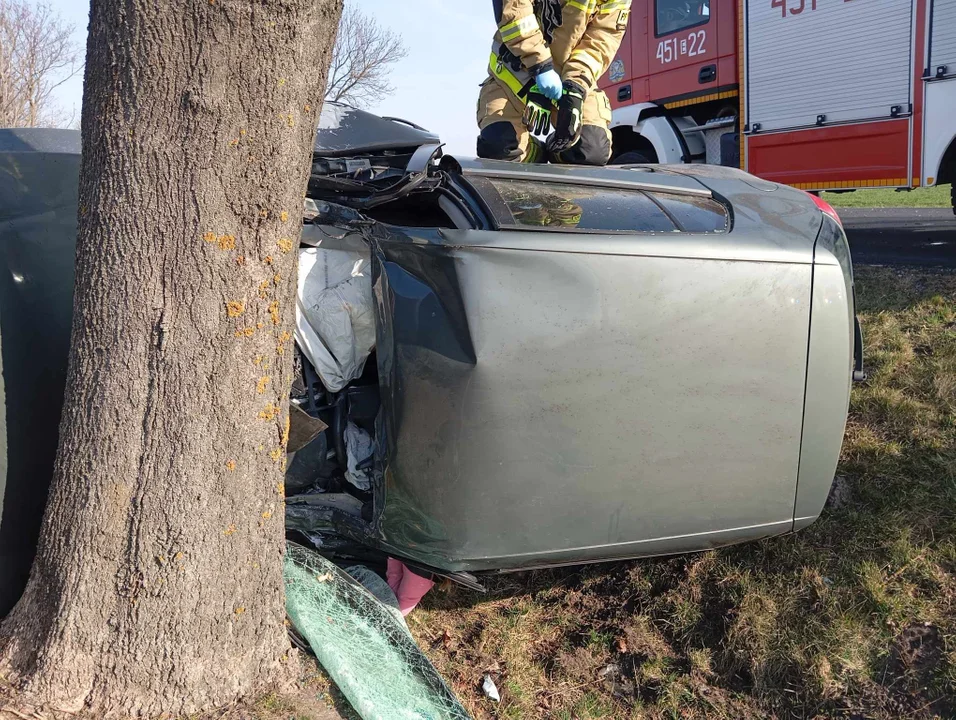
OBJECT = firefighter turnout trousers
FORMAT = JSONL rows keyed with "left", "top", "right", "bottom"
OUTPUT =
{"left": 476, "top": 73, "right": 613, "bottom": 165}
{"left": 476, "top": 0, "right": 631, "bottom": 165}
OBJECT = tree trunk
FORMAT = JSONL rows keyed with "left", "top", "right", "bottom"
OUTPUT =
{"left": 0, "top": 0, "right": 342, "bottom": 715}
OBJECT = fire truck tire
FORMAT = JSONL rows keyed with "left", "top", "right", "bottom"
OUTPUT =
{"left": 610, "top": 150, "right": 654, "bottom": 165}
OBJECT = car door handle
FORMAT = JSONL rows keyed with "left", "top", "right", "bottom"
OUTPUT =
{"left": 699, "top": 65, "right": 717, "bottom": 84}
{"left": 617, "top": 85, "right": 632, "bottom": 102}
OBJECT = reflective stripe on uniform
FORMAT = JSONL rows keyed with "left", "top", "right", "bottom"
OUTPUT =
{"left": 598, "top": 0, "right": 630, "bottom": 11}
{"left": 489, "top": 52, "right": 529, "bottom": 100}
{"left": 522, "top": 137, "right": 545, "bottom": 164}
{"left": 565, "top": 0, "right": 596, "bottom": 12}
{"left": 499, "top": 13, "right": 541, "bottom": 42}
{"left": 570, "top": 48, "right": 605, "bottom": 78}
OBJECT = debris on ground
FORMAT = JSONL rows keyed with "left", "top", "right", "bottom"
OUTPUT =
{"left": 480, "top": 675, "right": 499, "bottom": 703}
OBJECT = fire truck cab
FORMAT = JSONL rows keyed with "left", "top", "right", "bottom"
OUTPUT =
{"left": 601, "top": 0, "right": 956, "bottom": 209}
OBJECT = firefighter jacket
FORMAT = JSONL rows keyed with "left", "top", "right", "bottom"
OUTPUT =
{"left": 491, "top": 0, "right": 631, "bottom": 95}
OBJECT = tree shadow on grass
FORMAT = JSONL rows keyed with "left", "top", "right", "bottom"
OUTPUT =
{"left": 855, "top": 266, "right": 956, "bottom": 313}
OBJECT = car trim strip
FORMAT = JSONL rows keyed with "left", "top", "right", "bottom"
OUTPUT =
{"left": 461, "top": 166, "right": 714, "bottom": 198}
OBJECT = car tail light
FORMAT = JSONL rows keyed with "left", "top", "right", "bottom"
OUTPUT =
{"left": 806, "top": 192, "right": 842, "bottom": 227}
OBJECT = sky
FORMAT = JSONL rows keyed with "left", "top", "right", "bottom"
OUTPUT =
{"left": 46, "top": 0, "right": 493, "bottom": 155}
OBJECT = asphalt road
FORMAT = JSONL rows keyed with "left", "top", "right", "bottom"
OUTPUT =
{"left": 841, "top": 207, "right": 956, "bottom": 268}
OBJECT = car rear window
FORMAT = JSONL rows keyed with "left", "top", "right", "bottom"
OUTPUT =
{"left": 652, "top": 191, "right": 728, "bottom": 233}
{"left": 471, "top": 177, "right": 727, "bottom": 234}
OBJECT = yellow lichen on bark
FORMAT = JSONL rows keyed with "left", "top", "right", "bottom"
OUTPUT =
{"left": 235, "top": 327, "right": 256, "bottom": 338}
{"left": 223, "top": 524, "right": 237, "bottom": 536}
{"left": 258, "top": 280, "right": 271, "bottom": 299}
{"left": 280, "top": 414, "right": 290, "bottom": 448}
{"left": 277, "top": 238, "right": 293, "bottom": 253}
{"left": 226, "top": 460, "right": 237, "bottom": 472}
{"left": 226, "top": 301, "right": 245, "bottom": 318}
{"left": 268, "top": 301, "right": 280, "bottom": 325}
{"left": 269, "top": 447, "right": 283, "bottom": 462}
{"left": 256, "top": 377, "right": 271, "bottom": 394}
{"left": 204, "top": 232, "right": 236, "bottom": 250}
{"left": 258, "top": 404, "right": 280, "bottom": 421}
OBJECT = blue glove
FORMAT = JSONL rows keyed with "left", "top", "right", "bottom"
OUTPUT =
{"left": 535, "top": 68, "right": 563, "bottom": 102}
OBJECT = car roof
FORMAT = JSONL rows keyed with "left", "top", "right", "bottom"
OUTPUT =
{"left": 452, "top": 156, "right": 827, "bottom": 262}
{"left": 454, "top": 156, "right": 715, "bottom": 198}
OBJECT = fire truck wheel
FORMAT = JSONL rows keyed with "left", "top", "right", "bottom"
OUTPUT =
{"left": 610, "top": 150, "right": 654, "bottom": 165}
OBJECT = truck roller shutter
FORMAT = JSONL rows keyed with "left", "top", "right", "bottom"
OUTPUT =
{"left": 931, "top": 0, "right": 956, "bottom": 77}
{"left": 746, "top": 0, "right": 913, "bottom": 132}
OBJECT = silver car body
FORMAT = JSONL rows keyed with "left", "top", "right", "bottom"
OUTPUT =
{"left": 0, "top": 110, "right": 857, "bottom": 600}
{"left": 309, "top": 157, "right": 856, "bottom": 574}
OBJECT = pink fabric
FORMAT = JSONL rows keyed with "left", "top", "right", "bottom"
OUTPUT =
{"left": 386, "top": 557, "right": 434, "bottom": 616}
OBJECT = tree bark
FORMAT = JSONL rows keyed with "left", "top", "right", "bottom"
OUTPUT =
{"left": 0, "top": 0, "right": 342, "bottom": 716}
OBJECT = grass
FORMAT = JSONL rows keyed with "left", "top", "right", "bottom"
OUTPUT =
{"left": 823, "top": 184, "right": 953, "bottom": 209}
{"left": 410, "top": 266, "right": 956, "bottom": 720}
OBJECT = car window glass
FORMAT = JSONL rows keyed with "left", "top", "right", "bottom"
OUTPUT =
{"left": 480, "top": 178, "right": 677, "bottom": 233}
{"left": 656, "top": 0, "right": 710, "bottom": 36}
{"left": 651, "top": 192, "right": 728, "bottom": 232}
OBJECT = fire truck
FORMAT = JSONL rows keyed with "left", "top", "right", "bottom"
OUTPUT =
{"left": 600, "top": 0, "right": 956, "bottom": 209}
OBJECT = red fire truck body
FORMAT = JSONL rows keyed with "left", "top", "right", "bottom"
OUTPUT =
{"left": 600, "top": 0, "right": 956, "bottom": 205}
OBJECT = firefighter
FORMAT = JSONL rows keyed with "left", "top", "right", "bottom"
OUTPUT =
{"left": 477, "top": 0, "right": 631, "bottom": 165}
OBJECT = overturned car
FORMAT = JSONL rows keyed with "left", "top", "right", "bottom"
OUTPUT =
{"left": 0, "top": 104, "right": 861, "bottom": 605}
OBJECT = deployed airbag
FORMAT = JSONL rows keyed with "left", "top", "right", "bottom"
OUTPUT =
{"left": 295, "top": 236, "right": 376, "bottom": 392}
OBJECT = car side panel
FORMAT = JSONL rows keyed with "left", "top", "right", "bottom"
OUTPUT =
{"left": 373, "top": 233, "right": 812, "bottom": 572}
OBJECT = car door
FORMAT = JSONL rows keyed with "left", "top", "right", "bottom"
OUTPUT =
{"left": 648, "top": 0, "right": 719, "bottom": 102}
{"left": 371, "top": 163, "right": 810, "bottom": 573}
